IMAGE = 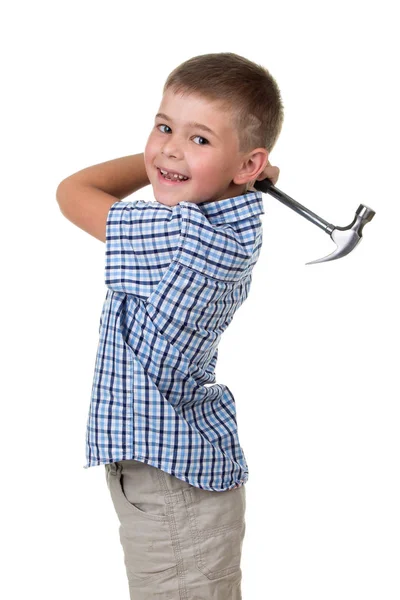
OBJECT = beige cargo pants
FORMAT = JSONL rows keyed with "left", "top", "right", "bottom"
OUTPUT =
{"left": 105, "top": 459, "right": 246, "bottom": 599}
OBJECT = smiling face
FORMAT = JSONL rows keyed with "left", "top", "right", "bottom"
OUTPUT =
{"left": 144, "top": 88, "right": 253, "bottom": 207}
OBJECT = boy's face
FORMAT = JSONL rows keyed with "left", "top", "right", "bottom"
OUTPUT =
{"left": 144, "top": 89, "right": 255, "bottom": 207}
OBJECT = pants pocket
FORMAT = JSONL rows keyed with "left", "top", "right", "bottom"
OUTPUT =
{"left": 108, "top": 461, "right": 168, "bottom": 520}
{"left": 183, "top": 485, "right": 246, "bottom": 580}
{"left": 105, "top": 462, "right": 177, "bottom": 585}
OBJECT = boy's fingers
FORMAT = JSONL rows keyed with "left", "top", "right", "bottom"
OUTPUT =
{"left": 256, "top": 164, "right": 280, "bottom": 185}
{"left": 267, "top": 165, "right": 279, "bottom": 185}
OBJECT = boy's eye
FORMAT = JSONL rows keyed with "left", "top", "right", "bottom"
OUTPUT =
{"left": 193, "top": 135, "right": 209, "bottom": 146}
{"left": 156, "top": 124, "right": 209, "bottom": 146}
{"left": 157, "top": 124, "right": 171, "bottom": 134}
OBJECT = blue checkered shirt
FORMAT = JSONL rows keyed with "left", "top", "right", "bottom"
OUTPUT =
{"left": 84, "top": 191, "right": 265, "bottom": 491}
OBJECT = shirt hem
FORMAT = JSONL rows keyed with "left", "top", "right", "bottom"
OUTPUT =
{"left": 83, "top": 454, "right": 248, "bottom": 491}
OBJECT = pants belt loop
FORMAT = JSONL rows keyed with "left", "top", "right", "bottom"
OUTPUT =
{"left": 109, "top": 461, "right": 118, "bottom": 473}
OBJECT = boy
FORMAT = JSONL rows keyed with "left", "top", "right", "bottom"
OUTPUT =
{"left": 57, "top": 52, "right": 283, "bottom": 599}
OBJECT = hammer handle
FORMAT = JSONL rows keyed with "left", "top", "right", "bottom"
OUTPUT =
{"left": 254, "top": 178, "right": 334, "bottom": 233}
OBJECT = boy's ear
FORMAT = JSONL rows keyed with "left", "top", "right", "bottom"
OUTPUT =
{"left": 233, "top": 148, "right": 269, "bottom": 186}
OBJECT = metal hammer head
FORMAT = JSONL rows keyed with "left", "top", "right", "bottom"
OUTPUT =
{"left": 306, "top": 204, "right": 376, "bottom": 265}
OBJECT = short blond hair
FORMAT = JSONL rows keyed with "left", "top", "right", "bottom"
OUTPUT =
{"left": 163, "top": 52, "right": 284, "bottom": 161}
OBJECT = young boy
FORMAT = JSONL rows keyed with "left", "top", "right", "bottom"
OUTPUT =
{"left": 57, "top": 52, "right": 283, "bottom": 599}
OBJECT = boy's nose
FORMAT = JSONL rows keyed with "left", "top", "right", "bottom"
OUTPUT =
{"left": 163, "top": 150, "right": 177, "bottom": 159}
{"left": 161, "top": 141, "right": 182, "bottom": 160}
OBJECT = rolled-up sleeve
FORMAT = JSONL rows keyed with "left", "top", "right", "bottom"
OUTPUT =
{"left": 104, "top": 200, "right": 183, "bottom": 299}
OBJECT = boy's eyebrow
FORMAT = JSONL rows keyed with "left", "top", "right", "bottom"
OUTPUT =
{"left": 155, "top": 112, "right": 220, "bottom": 139}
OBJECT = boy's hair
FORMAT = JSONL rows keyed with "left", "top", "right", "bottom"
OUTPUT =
{"left": 163, "top": 52, "right": 284, "bottom": 190}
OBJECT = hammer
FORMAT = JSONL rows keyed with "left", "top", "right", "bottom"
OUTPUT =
{"left": 254, "top": 178, "right": 376, "bottom": 265}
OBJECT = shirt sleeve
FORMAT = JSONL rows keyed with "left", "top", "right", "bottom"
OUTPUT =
{"left": 175, "top": 203, "right": 264, "bottom": 282}
{"left": 104, "top": 199, "right": 183, "bottom": 299}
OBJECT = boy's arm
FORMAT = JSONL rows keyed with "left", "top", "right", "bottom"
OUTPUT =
{"left": 56, "top": 153, "right": 149, "bottom": 242}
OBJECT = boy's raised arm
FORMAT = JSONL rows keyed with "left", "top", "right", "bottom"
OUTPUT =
{"left": 56, "top": 153, "right": 149, "bottom": 243}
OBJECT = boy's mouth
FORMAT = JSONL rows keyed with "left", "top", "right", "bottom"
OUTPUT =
{"left": 157, "top": 167, "right": 190, "bottom": 185}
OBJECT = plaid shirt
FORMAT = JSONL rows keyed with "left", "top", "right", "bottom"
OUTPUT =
{"left": 84, "top": 191, "right": 265, "bottom": 491}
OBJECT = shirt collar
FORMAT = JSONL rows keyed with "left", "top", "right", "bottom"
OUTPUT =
{"left": 191, "top": 191, "right": 264, "bottom": 225}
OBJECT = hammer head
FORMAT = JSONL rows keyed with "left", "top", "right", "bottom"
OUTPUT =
{"left": 306, "top": 204, "right": 376, "bottom": 265}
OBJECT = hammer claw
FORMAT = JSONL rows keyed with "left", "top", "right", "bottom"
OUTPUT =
{"left": 253, "top": 179, "right": 376, "bottom": 265}
{"left": 306, "top": 205, "right": 375, "bottom": 265}
{"left": 306, "top": 235, "right": 361, "bottom": 265}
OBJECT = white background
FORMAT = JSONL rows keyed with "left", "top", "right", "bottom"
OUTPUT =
{"left": 2, "top": 1, "right": 399, "bottom": 598}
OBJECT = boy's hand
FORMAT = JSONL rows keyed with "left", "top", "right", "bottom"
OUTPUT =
{"left": 256, "top": 160, "right": 280, "bottom": 186}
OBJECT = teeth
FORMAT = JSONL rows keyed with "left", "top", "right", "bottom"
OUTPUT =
{"left": 160, "top": 168, "right": 188, "bottom": 180}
